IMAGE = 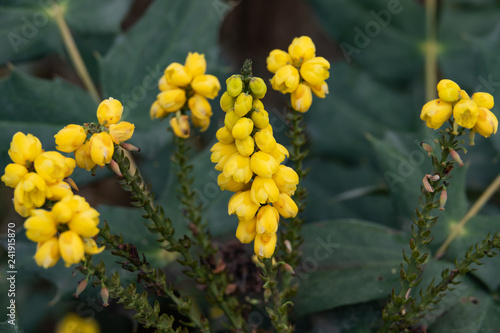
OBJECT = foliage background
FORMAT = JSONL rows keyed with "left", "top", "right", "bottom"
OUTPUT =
{"left": 0, "top": 0, "right": 499, "bottom": 332}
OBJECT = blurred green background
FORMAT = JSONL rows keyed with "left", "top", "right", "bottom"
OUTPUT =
{"left": 1, "top": 0, "right": 499, "bottom": 332}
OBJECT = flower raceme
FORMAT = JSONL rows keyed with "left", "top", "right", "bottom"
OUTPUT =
{"left": 150, "top": 52, "right": 221, "bottom": 137}
{"left": 211, "top": 72, "right": 299, "bottom": 258}
{"left": 267, "top": 36, "right": 330, "bottom": 112}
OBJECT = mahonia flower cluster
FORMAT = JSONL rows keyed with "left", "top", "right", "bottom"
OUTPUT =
{"left": 267, "top": 36, "right": 330, "bottom": 112}
{"left": 54, "top": 97, "right": 135, "bottom": 171}
{"left": 150, "top": 52, "right": 221, "bottom": 137}
{"left": 211, "top": 73, "right": 299, "bottom": 258}
{"left": 420, "top": 79, "right": 498, "bottom": 139}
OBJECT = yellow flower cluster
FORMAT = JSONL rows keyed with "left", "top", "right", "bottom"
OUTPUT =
{"left": 211, "top": 74, "right": 299, "bottom": 258}
{"left": 26, "top": 195, "right": 104, "bottom": 268}
{"left": 150, "top": 52, "right": 221, "bottom": 137}
{"left": 56, "top": 313, "right": 100, "bottom": 333}
{"left": 421, "top": 79, "right": 498, "bottom": 138}
{"left": 267, "top": 36, "right": 330, "bottom": 112}
{"left": 1, "top": 132, "right": 75, "bottom": 217}
{"left": 55, "top": 98, "right": 135, "bottom": 170}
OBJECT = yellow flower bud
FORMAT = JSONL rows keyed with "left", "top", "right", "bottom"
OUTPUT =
{"left": 164, "top": 62, "right": 192, "bottom": 87}
{"left": 218, "top": 173, "right": 246, "bottom": 192}
{"left": 474, "top": 107, "right": 498, "bottom": 138}
{"left": 270, "top": 143, "right": 289, "bottom": 164}
{"left": 308, "top": 81, "right": 329, "bottom": 98}
{"left": 232, "top": 117, "right": 254, "bottom": 140}
{"left": 1, "top": 163, "right": 28, "bottom": 188}
{"left": 228, "top": 190, "right": 260, "bottom": 220}
{"left": 54, "top": 125, "right": 87, "bottom": 153}
{"left": 249, "top": 77, "right": 267, "bottom": 99}
{"left": 97, "top": 97, "right": 123, "bottom": 127}
{"left": 420, "top": 99, "right": 453, "bottom": 129}
{"left": 459, "top": 89, "right": 470, "bottom": 100}
{"left": 90, "top": 132, "right": 114, "bottom": 166}
{"left": 59, "top": 230, "right": 85, "bottom": 267}
{"left": 34, "top": 237, "right": 60, "bottom": 268}
{"left": 184, "top": 52, "right": 206, "bottom": 77}
{"left": 158, "top": 89, "right": 187, "bottom": 112}
{"left": 191, "top": 74, "right": 221, "bottom": 99}
{"left": 236, "top": 217, "right": 256, "bottom": 243}
{"left": 291, "top": 83, "right": 313, "bottom": 113}
{"left": 234, "top": 93, "right": 253, "bottom": 117}
{"left": 25, "top": 209, "right": 57, "bottom": 242}
{"left": 438, "top": 88, "right": 460, "bottom": 103}
{"left": 8, "top": 132, "right": 42, "bottom": 166}
{"left": 274, "top": 193, "right": 298, "bottom": 218}
{"left": 472, "top": 92, "right": 494, "bottom": 109}
{"left": 158, "top": 75, "right": 177, "bottom": 91}
{"left": 34, "top": 151, "right": 76, "bottom": 184}
{"left": 271, "top": 65, "right": 300, "bottom": 94}
{"left": 267, "top": 49, "right": 292, "bottom": 73}
{"left": 251, "top": 109, "right": 270, "bottom": 129}
{"left": 288, "top": 36, "right": 316, "bottom": 65}
{"left": 272, "top": 165, "right": 299, "bottom": 196}
{"left": 216, "top": 127, "right": 234, "bottom": 144}
{"left": 223, "top": 153, "right": 253, "bottom": 183}
{"left": 109, "top": 121, "right": 135, "bottom": 144}
{"left": 262, "top": 124, "right": 273, "bottom": 134}
{"left": 82, "top": 237, "right": 105, "bottom": 255}
{"left": 253, "top": 99, "right": 265, "bottom": 111}
{"left": 256, "top": 205, "right": 279, "bottom": 235}
{"left": 14, "top": 173, "right": 47, "bottom": 217}
{"left": 300, "top": 57, "right": 330, "bottom": 86}
{"left": 250, "top": 151, "right": 278, "bottom": 178}
{"left": 235, "top": 136, "right": 255, "bottom": 157}
{"left": 254, "top": 232, "right": 277, "bottom": 258}
{"left": 224, "top": 109, "right": 241, "bottom": 131}
{"left": 191, "top": 114, "right": 210, "bottom": 132}
{"left": 453, "top": 99, "right": 479, "bottom": 129}
{"left": 437, "top": 79, "right": 460, "bottom": 92}
{"left": 226, "top": 75, "right": 244, "bottom": 97}
{"left": 189, "top": 94, "right": 213, "bottom": 119}
{"left": 210, "top": 142, "right": 237, "bottom": 171}
{"left": 254, "top": 130, "right": 277, "bottom": 153}
{"left": 46, "top": 181, "right": 73, "bottom": 201}
{"left": 251, "top": 177, "right": 280, "bottom": 205}
{"left": 170, "top": 115, "right": 190, "bottom": 138}
{"left": 68, "top": 207, "right": 100, "bottom": 237}
{"left": 75, "top": 140, "right": 96, "bottom": 171}
{"left": 220, "top": 91, "right": 235, "bottom": 112}
{"left": 150, "top": 100, "right": 167, "bottom": 119}
{"left": 52, "top": 195, "right": 90, "bottom": 223}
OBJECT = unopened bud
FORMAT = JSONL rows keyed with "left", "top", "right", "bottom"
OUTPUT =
{"left": 429, "top": 174, "right": 440, "bottom": 181}
{"left": 420, "top": 142, "right": 434, "bottom": 156}
{"left": 439, "top": 187, "right": 448, "bottom": 211}
{"left": 284, "top": 240, "right": 292, "bottom": 254}
{"left": 109, "top": 159, "right": 123, "bottom": 177}
{"left": 121, "top": 142, "right": 140, "bottom": 152}
{"left": 449, "top": 148, "right": 464, "bottom": 167}
{"left": 101, "top": 286, "right": 109, "bottom": 307}
{"left": 66, "top": 177, "right": 79, "bottom": 191}
{"left": 283, "top": 263, "right": 295, "bottom": 275}
{"left": 423, "top": 175, "right": 434, "bottom": 193}
{"left": 74, "top": 278, "right": 88, "bottom": 298}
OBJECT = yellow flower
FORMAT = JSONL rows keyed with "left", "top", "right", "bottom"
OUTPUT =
{"left": 189, "top": 94, "right": 213, "bottom": 119}
{"left": 75, "top": 140, "right": 96, "bottom": 171}
{"left": 288, "top": 36, "right": 315, "bottom": 65}
{"left": 90, "top": 132, "right": 114, "bottom": 166}
{"left": 436, "top": 79, "right": 461, "bottom": 103}
{"left": 453, "top": 99, "right": 479, "bottom": 129}
{"left": 184, "top": 52, "right": 206, "bottom": 77}
{"left": 34, "top": 151, "right": 76, "bottom": 184}
{"left": 158, "top": 75, "right": 177, "bottom": 91}
{"left": 170, "top": 115, "right": 190, "bottom": 138}
{"left": 34, "top": 237, "right": 60, "bottom": 269}
{"left": 254, "top": 130, "right": 277, "bottom": 153}
{"left": 308, "top": 82, "right": 329, "bottom": 98}
{"left": 158, "top": 89, "right": 187, "bottom": 112}
{"left": 226, "top": 75, "right": 244, "bottom": 97}
{"left": 164, "top": 62, "right": 192, "bottom": 87}
{"left": 274, "top": 193, "right": 298, "bottom": 218}
{"left": 97, "top": 98, "right": 123, "bottom": 127}
{"left": 300, "top": 57, "right": 330, "bottom": 86}
{"left": 224, "top": 109, "right": 241, "bottom": 131}
{"left": 266, "top": 49, "right": 292, "bottom": 73}
{"left": 8, "top": 132, "right": 42, "bottom": 166}
{"left": 191, "top": 114, "right": 210, "bottom": 132}
{"left": 474, "top": 107, "right": 498, "bottom": 138}
{"left": 234, "top": 93, "right": 253, "bottom": 117}
{"left": 420, "top": 99, "right": 453, "bottom": 129}
{"left": 232, "top": 117, "right": 254, "bottom": 140}
{"left": 236, "top": 217, "right": 256, "bottom": 243}
{"left": 150, "top": 100, "right": 166, "bottom": 119}
{"left": 251, "top": 109, "right": 270, "bottom": 129}
{"left": 14, "top": 173, "right": 47, "bottom": 217}
{"left": 472, "top": 92, "right": 494, "bottom": 109}
{"left": 52, "top": 195, "right": 91, "bottom": 223}
{"left": 253, "top": 99, "right": 265, "bottom": 111}
{"left": 250, "top": 176, "right": 280, "bottom": 205}
{"left": 54, "top": 125, "right": 87, "bottom": 153}
{"left": 254, "top": 232, "right": 277, "bottom": 258}
{"left": 249, "top": 77, "right": 267, "bottom": 99}
{"left": 1, "top": 163, "right": 28, "bottom": 188}
{"left": 68, "top": 207, "right": 100, "bottom": 237}
{"left": 256, "top": 205, "right": 279, "bottom": 234}
{"left": 109, "top": 121, "right": 135, "bottom": 144}
{"left": 228, "top": 190, "right": 260, "bottom": 220}
{"left": 291, "top": 83, "right": 313, "bottom": 112}
{"left": 82, "top": 237, "right": 105, "bottom": 255}
{"left": 25, "top": 209, "right": 57, "bottom": 242}
{"left": 235, "top": 136, "right": 255, "bottom": 157}
{"left": 223, "top": 153, "right": 253, "bottom": 183}
{"left": 437, "top": 79, "right": 460, "bottom": 92}
{"left": 191, "top": 74, "right": 221, "bottom": 99}
{"left": 250, "top": 151, "right": 279, "bottom": 178}
{"left": 59, "top": 230, "right": 85, "bottom": 267}
{"left": 270, "top": 143, "right": 289, "bottom": 164}
{"left": 55, "top": 313, "right": 100, "bottom": 333}
{"left": 220, "top": 91, "right": 235, "bottom": 112}
{"left": 271, "top": 65, "right": 300, "bottom": 94}
{"left": 216, "top": 127, "right": 234, "bottom": 144}
{"left": 217, "top": 173, "right": 246, "bottom": 192}
{"left": 210, "top": 142, "right": 238, "bottom": 171}
{"left": 46, "top": 181, "right": 73, "bottom": 201}
{"left": 273, "top": 165, "right": 299, "bottom": 196}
